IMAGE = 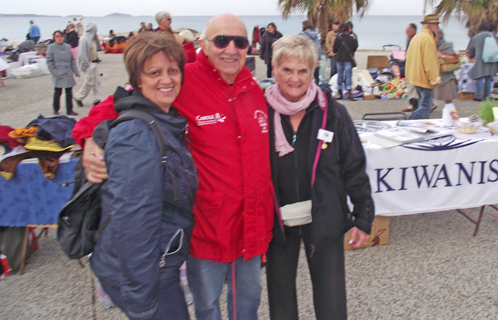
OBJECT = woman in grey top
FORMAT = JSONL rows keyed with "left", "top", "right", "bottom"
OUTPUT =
{"left": 434, "top": 29, "right": 459, "bottom": 105}
{"left": 46, "top": 30, "right": 80, "bottom": 115}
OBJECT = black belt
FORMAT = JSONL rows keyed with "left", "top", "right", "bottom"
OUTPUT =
{"left": 91, "top": 60, "right": 100, "bottom": 63}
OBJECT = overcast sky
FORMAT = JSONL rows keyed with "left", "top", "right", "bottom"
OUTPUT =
{"left": 3, "top": 0, "right": 431, "bottom": 17}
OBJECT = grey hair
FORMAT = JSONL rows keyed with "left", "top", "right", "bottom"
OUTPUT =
{"left": 178, "top": 29, "right": 194, "bottom": 43}
{"left": 272, "top": 34, "right": 318, "bottom": 72}
{"left": 436, "top": 29, "right": 444, "bottom": 39}
{"left": 155, "top": 11, "right": 171, "bottom": 24}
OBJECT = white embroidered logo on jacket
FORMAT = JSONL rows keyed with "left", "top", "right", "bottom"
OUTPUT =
{"left": 195, "top": 113, "right": 227, "bottom": 126}
{"left": 254, "top": 110, "right": 269, "bottom": 133}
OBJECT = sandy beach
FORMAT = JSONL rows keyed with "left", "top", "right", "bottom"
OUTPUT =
{"left": 1, "top": 51, "right": 497, "bottom": 319}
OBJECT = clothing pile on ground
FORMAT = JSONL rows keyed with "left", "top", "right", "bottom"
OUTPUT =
{"left": 0, "top": 115, "right": 76, "bottom": 180}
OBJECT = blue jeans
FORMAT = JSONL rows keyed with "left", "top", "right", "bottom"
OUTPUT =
{"left": 475, "top": 76, "right": 493, "bottom": 100}
{"left": 329, "top": 55, "right": 337, "bottom": 79}
{"left": 336, "top": 61, "right": 353, "bottom": 91}
{"left": 409, "top": 86, "right": 433, "bottom": 120}
{"left": 187, "top": 255, "right": 262, "bottom": 320}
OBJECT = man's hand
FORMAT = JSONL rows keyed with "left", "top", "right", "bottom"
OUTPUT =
{"left": 82, "top": 137, "right": 108, "bottom": 183}
{"left": 348, "top": 227, "right": 369, "bottom": 248}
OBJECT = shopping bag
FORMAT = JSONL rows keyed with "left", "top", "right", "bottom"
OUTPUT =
{"left": 482, "top": 34, "right": 498, "bottom": 63}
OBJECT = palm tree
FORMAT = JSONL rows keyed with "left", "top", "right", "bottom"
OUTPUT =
{"left": 430, "top": 0, "right": 498, "bottom": 37}
{"left": 277, "top": 0, "right": 370, "bottom": 42}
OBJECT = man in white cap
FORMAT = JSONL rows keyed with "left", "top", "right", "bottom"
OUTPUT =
{"left": 405, "top": 14, "right": 441, "bottom": 119}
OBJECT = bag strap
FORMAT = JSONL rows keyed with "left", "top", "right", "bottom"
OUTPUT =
{"left": 111, "top": 109, "right": 181, "bottom": 202}
{"left": 311, "top": 92, "right": 328, "bottom": 187}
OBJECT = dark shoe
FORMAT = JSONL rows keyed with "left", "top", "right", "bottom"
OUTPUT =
{"left": 93, "top": 100, "right": 101, "bottom": 106}
{"left": 409, "top": 98, "right": 419, "bottom": 110}
{"left": 67, "top": 111, "right": 78, "bottom": 116}
{"left": 346, "top": 91, "right": 356, "bottom": 101}
{"left": 74, "top": 99, "right": 84, "bottom": 107}
{"left": 473, "top": 98, "right": 482, "bottom": 102}
{"left": 430, "top": 105, "right": 437, "bottom": 113}
{"left": 333, "top": 92, "right": 342, "bottom": 100}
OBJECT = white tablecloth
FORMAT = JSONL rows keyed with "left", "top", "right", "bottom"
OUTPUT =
{"left": 359, "top": 119, "right": 498, "bottom": 216}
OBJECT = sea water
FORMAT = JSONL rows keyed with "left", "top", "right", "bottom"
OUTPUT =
{"left": 0, "top": 14, "right": 470, "bottom": 50}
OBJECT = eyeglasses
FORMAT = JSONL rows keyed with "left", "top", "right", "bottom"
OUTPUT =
{"left": 204, "top": 35, "right": 249, "bottom": 49}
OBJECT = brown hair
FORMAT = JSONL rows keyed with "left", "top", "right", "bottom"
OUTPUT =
{"left": 52, "top": 30, "right": 64, "bottom": 41}
{"left": 123, "top": 32, "right": 185, "bottom": 92}
{"left": 302, "top": 20, "right": 313, "bottom": 31}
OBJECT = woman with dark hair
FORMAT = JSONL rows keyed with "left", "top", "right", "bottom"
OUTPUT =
{"left": 46, "top": 30, "right": 80, "bottom": 115}
{"left": 260, "top": 22, "right": 283, "bottom": 78}
{"left": 90, "top": 32, "right": 198, "bottom": 320}
{"left": 333, "top": 23, "right": 358, "bottom": 101}
{"left": 467, "top": 22, "right": 498, "bottom": 101}
{"left": 298, "top": 20, "right": 321, "bottom": 84}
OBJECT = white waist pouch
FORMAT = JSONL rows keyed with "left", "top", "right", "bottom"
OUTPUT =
{"left": 280, "top": 200, "right": 312, "bottom": 227}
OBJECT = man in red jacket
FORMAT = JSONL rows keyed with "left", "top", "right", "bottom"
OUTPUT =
{"left": 72, "top": 13, "right": 273, "bottom": 320}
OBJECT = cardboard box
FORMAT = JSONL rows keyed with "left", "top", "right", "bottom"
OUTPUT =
{"left": 459, "top": 92, "right": 476, "bottom": 100}
{"left": 363, "top": 94, "right": 376, "bottom": 100}
{"left": 344, "top": 216, "right": 389, "bottom": 250}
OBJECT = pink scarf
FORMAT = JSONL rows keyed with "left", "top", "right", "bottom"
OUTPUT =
{"left": 265, "top": 82, "right": 327, "bottom": 157}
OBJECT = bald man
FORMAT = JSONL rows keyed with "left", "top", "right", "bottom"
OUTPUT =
{"left": 72, "top": 14, "right": 273, "bottom": 320}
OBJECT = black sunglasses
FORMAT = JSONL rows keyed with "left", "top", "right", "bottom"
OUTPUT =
{"left": 205, "top": 35, "right": 249, "bottom": 49}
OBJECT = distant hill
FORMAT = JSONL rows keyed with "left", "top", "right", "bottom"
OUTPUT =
{"left": 0, "top": 13, "right": 60, "bottom": 17}
{"left": 105, "top": 13, "right": 132, "bottom": 17}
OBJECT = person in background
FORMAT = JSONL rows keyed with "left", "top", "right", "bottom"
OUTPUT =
{"left": 467, "top": 22, "right": 498, "bottom": 101}
{"left": 434, "top": 29, "right": 459, "bottom": 110}
{"left": 177, "top": 29, "right": 197, "bottom": 63}
{"left": 406, "top": 23, "right": 417, "bottom": 49}
{"left": 265, "top": 34, "right": 374, "bottom": 320}
{"left": 138, "top": 22, "right": 147, "bottom": 33}
{"left": 28, "top": 20, "right": 41, "bottom": 44}
{"left": 46, "top": 30, "right": 80, "bottom": 116}
{"left": 90, "top": 32, "right": 197, "bottom": 320}
{"left": 259, "top": 22, "right": 283, "bottom": 78}
{"left": 402, "top": 23, "right": 419, "bottom": 112}
{"left": 146, "top": 23, "right": 154, "bottom": 31}
{"left": 333, "top": 23, "right": 358, "bottom": 101}
{"left": 325, "top": 21, "right": 340, "bottom": 80}
{"left": 346, "top": 21, "right": 358, "bottom": 47}
{"left": 405, "top": 14, "right": 441, "bottom": 119}
{"left": 109, "top": 30, "right": 116, "bottom": 38}
{"left": 74, "top": 23, "right": 102, "bottom": 107}
{"left": 71, "top": 13, "right": 273, "bottom": 320}
{"left": 298, "top": 20, "right": 321, "bottom": 84}
{"left": 155, "top": 11, "right": 173, "bottom": 34}
{"left": 64, "top": 23, "right": 79, "bottom": 60}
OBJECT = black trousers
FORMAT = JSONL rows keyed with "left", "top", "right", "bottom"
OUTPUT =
{"left": 53, "top": 87, "right": 73, "bottom": 114}
{"left": 266, "top": 224, "right": 347, "bottom": 320}
{"left": 314, "top": 67, "right": 320, "bottom": 84}
{"left": 266, "top": 61, "right": 273, "bottom": 78}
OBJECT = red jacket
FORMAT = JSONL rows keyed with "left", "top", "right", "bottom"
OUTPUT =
{"left": 72, "top": 51, "right": 274, "bottom": 263}
{"left": 183, "top": 42, "right": 196, "bottom": 63}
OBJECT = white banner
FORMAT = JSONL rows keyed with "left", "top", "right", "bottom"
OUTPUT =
{"left": 364, "top": 132, "right": 498, "bottom": 216}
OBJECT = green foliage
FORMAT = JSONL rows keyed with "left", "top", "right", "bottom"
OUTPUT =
{"left": 478, "top": 98, "right": 495, "bottom": 124}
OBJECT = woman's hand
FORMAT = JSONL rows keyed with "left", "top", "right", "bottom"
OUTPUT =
{"left": 348, "top": 227, "right": 369, "bottom": 248}
{"left": 82, "top": 137, "right": 108, "bottom": 183}
{"left": 437, "top": 51, "right": 445, "bottom": 59}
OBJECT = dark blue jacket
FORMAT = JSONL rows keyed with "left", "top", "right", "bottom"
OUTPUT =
{"left": 90, "top": 89, "right": 198, "bottom": 319}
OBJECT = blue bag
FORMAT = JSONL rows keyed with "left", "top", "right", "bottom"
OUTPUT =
{"left": 482, "top": 34, "right": 498, "bottom": 63}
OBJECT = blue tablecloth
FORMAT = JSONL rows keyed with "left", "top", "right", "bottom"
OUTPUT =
{"left": 0, "top": 158, "right": 77, "bottom": 226}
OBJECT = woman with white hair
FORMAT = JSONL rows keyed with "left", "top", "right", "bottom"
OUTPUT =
{"left": 178, "top": 29, "right": 196, "bottom": 63}
{"left": 155, "top": 11, "right": 173, "bottom": 34}
{"left": 264, "top": 34, "right": 374, "bottom": 320}
{"left": 434, "top": 29, "right": 459, "bottom": 109}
